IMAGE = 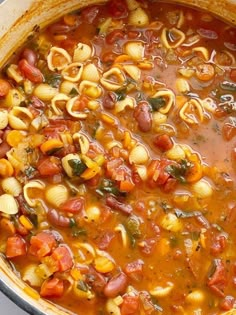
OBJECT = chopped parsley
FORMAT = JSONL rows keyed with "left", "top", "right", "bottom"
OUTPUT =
{"left": 68, "top": 159, "right": 87, "bottom": 176}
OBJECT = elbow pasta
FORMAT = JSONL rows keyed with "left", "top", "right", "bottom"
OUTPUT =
{"left": 0, "top": 1, "right": 235, "bottom": 314}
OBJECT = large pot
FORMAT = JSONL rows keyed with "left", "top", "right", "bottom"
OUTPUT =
{"left": 0, "top": 0, "right": 235, "bottom": 314}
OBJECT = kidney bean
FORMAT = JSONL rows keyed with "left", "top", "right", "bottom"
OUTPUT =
{"left": 85, "top": 266, "right": 106, "bottom": 294}
{"left": 0, "top": 141, "right": 11, "bottom": 158}
{"left": 47, "top": 209, "right": 70, "bottom": 228}
{"left": 102, "top": 92, "right": 116, "bottom": 109}
{"left": 18, "top": 59, "right": 44, "bottom": 83}
{"left": 48, "top": 23, "right": 71, "bottom": 35}
{"left": 153, "top": 134, "right": 173, "bottom": 151}
{"left": 106, "top": 30, "right": 125, "bottom": 44}
{"left": 21, "top": 48, "right": 37, "bottom": 66}
{"left": 106, "top": 195, "right": 133, "bottom": 215}
{"left": 133, "top": 102, "right": 152, "bottom": 132}
{"left": 103, "top": 272, "right": 128, "bottom": 298}
{"left": 30, "top": 96, "right": 45, "bottom": 109}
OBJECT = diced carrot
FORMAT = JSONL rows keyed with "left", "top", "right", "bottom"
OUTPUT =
{"left": 6, "top": 130, "right": 25, "bottom": 147}
{"left": 6, "top": 235, "right": 27, "bottom": 258}
{"left": 51, "top": 246, "right": 73, "bottom": 272}
{"left": 29, "top": 232, "right": 57, "bottom": 258}
{"left": 119, "top": 179, "right": 135, "bottom": 192}
{"left": 40, "top": 139, "right": 64, "bottom": 155}
{"left": 40, "top": 278, "right": 64, "bottom": 298}
{"left": 0, "top": 218, "right": 16, "bottom": 235}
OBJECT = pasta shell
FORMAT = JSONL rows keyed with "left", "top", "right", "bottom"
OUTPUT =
{"left": 123, "top": 65, "right": 141, "bottom": 81}
{"left": 73, "top": 43, "right": 93, "bottom": 62}
{"left": 166, "top": 144, "right": 185, "bottom": 160}
{"left": 61, "top": 62, "right": 84, "bottom": 82}
{"left": 5, "top": 88, "right": 25, "bottom": 108}
{"left": 129, "top": 145, "right": 149, "bottom": 164}
{"left": 60, "top": 80, "right": 79, "bottom": 95}
{"left": 79, "top": 80, "right": 102, "bottom": 99}
{"left": 149, "top": 282, "right": 174, "bottom": 297}
{"left": 126, "top": 0, "right": 140, "bottom": 10}
{"left": 23, "top": 180, "right": 45, "bottom": 207}
{"left": 151, "top": 89, "right": 175, "bottom": 114}
{"left": 22, "top": 264, "right": 44, "bottom": 287}
{"left": 73, "top": 132, "right": 90, "bottom": 155}
{"left": 176, "top": 78, "right": 190, "bottom": 94}
{"left": 161, "top": 27, "right": 186, "bottom": 49}
{"left": 160, "top": 213, "right": 183, "bottom": 232}
{"left": 81, "top": 64, "right": 100, "bottom": 82}
{"left": 66, "top": 96, "right": 88, "bottom": 119}
{"left": 100, "top": 67, "right": 126, "bottom": 91}
{"left": 191, "top": 179, "right": 213, "bottom": 199}
{"left": 185, "top": 289, "right": 205, "bottom": 304}
{"left": 128, "top": 7, "right": 149, "bottom": 27}
{"left": 62, "top": 153, "right": 81, "bottom": 178}
{"left": 115, "top": 96, "right": 135, "bottom": 113}
{"left": 1, "top": 177, "right": 22, "bottom": 196}
{"left": 47, "top": 47, "right": 72, "bottom": 71}
{"left": 0, "top": 110, "right": 9, "bottom": 130}
{"left": 115, "top": 224, "right": 128, "bottom": 247}
{"left": 33, "top": 83, "right": 57, "bottom": 102}
{"left": 51, "top": 93, "right": 70, "bottom": 115}
{"left": 6, "top": 64, "right": 24, "bottom": 83}
{"left": 72, "top": 242, "right": 96, "bottom": 264}
{"left": 124, "top": 41, "right": 144, "bottom": 60}
{"left": 45, "top": 184, "right": 69, "bottom": 208}
{"left": 179, "top": 98, "right": 204, "bottom": 124}
{"left": 0, "top": 194, "right": 19, "bottom": 215}
{"left": 84, "top": 205, "right": 101, "bottom": 223}
{"left": 8, "top": 106, "right": 33, "bottom": 130}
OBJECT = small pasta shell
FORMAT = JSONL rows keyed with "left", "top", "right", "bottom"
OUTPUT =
{"left": 73, "top": 242, "right": 96, "bottom": 264}
{"left": 115, "top": 224, "right": 128, "bottom": 247}
{"left": 0, "top": 110, "right": 9, "bottom": 130}
{"left": 61, "top": 62, "right": 84, "bottom": 82}
{"left": 149, "top": 282, "right": 174, "bottom": 297}
{"left": 129, "top": 145, "right": 149, "bottom": 165}
{"left": 176, "top": 78, "right": 190, "bottom": 94}
{"left": 62, "top": 153, "right": 81, "bottom": 177}
{"left": 123, "top": 65, "right": 141, "bottom": 81}
{"left": 1, "top": 177, "right": 22, "bottom": 196}
{"left": 8, "top": 106, "right": 33, "bottom": 130}
{"left": 45, "top": 184, "right": 69, "bottom": 208}
{"left": 47, "top": 47, "right": 72, "bottom": 71}
{"left": 66, "top": 96, "right": 87, "bottom": 119}
{"left": 60, "top": 80, "right": 79, "bottom": 95}
{"left": 100, "top": 67, "right": 126, "bottom": 91}
{"left": 161, "top": 27, "right": 186, "bottom": 48}
{"left": 106, "top": 299, "right": 121, "bottom": 315}
{"left": 81, "top": 64, "right": 100, "bottom": 82}
{"left": 6, "top": 64, "right": 24, "bottom": 83}
{"left": 185, "top": 289, "right": 205, "bottom": 305}
{"left": 124, "top": 41, "right": 144, "bottom": 60}
{"left": 22, "top": 264, "right": 44, "bottom": 287}
{"left": 5, "top": 88, "right": 25, "bottom": 108}
{"left": 0, "top": 194, "right": 19, "bottom": 215}
{"left": 23, "top": 180, "right": 45, "bottom": 207}
{"left": 135, "top": 165, "right": 147, "bottom": 181}
{"left": 151, "top": 89, "right": 175, "bottom": 114}
{"left": 179, "top": 98, "right": 204, "bottom": 125}
{"left": 33, "top": 83, "right": 57, "bottom": 102}
{"left": 73, "top": 132, "right": 90, "bottom": 155}
{"left": 79, "top": 80, "right": 102, "bottom": 99}
{"left": 51, "top": 93, "right": 70, "bottom": 115}
{"left": 73, "top": 43, "right": 93, "bottom": 62}
{"left": 115, "top": 96, "right": 135, "bottom": 113}
{"left": 191, "top": 179, "right": 213, "bottom": 199}
{"left": 126, "top": 0, "right": 140, "bottom": 10}
{"left": 166, "top": 144, "right": 185, "bottom": 161}
{"left": 160, "top": 213, "right": 183, "bottom": 232}
{"left": 128, "top": 7, "right": 149, "bottom": 27}
{"left": 84, "top": 206, "right": 101, "bottom": 223}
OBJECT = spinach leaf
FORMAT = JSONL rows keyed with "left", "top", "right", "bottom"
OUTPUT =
{"left": 147, "top": 96, "right": 166, "bottom": 111}
{"left": 44, "top": 73, "right": 62, "bottom": 88}
{"left": 165, "top": 159, "right": 192, "bottom": 183}
{"left": 68, "top": 159, "right": 87, "bottom": 176}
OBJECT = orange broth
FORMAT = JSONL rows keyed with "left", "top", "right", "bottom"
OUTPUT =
{"left": 0, "top": 1, "right": 235, "bottom": 314}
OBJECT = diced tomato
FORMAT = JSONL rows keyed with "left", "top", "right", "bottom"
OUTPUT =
{"left": 96, "top": 230, "right": 115, "bottom": 250}
{"left": 119, "top": 178, "right": 135, "bottom": 192}
{"left": 37, "top": 157, "right": 62, "bottom": 176}
{"left": 207, "top": 259, "right": 227, "bottom": 297}
{"left": 139, "top": 238, "right": 157, "bottom": 256}
{"left": 60, "top": 39, "right": 77, "bottom": 55}
{"left": 6, "top": 235, "right": 26, "bottom": 258}
{"left": 124, "top": 259, "right": 144, "bottom": 281}
{"left": 106, "top": 30, "right": 125, "bottom": 44}
{"left": 81, "top": 5, "right": 100, "bottom": 24}
{"left": 60, "top": 197, "right": 84, "bottom": 213}
{"left": 108, "top": 0, "right": 128, "bottom": 18}
{"left": 121, "top": 295, "right": 139, "bottom": 315}
{"left": 210, "top": 235, "right": 227, "bottom": 256}
{"left": 153, "top": 134, "right": 173, "bottom": 151}
{"left": 0, "top": 78, "right": 11, "bottom": 97}
{"left": 162, "top": 177, "right": 178, "bottom": 193}
{"left": 51, "top": 246, "right": 73, "bottom": 272}
{"left": 29, "top": 232, "right": 57, "bottom": 258}
{"left": 30, "top": 96, "right": 45, "bottom": 109}
{"left": 220, "top": 295, "right": 235, "bottom": 311}
{"left": 18, "top": 59, "right": 44, "bottom": 83}
{"left": 40, "top": 278, "right": 64, "bottom": 298}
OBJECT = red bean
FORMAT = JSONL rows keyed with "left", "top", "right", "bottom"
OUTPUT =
{"left": 134, "top": 102, "right": 152, "bottom": 132}
{"left": 153, "top": 134, "right": 173, "bottom": 151}
{"left": 103, "top": 92, "right": 116, "bottom": 109}
{"left": 85, "top": 266, "right": 106, "bottom": 294}
{"left": 0, "top": 141, "right": 11, "bottom": 158}
{"left": 21, "top": 48, "right": 37, "bottom": 66}
{"left": 106, "top": 195, "right": 133, "bottom": 215}
{"left": 18, "top": 59, "right": 44, "bottom": 83}
{"left": 103, "top": 272, "right": 128, "bottom": 298}
{"left": 106, "top": 30, "right": 125, "bottom": 44}
{"left": 47, "top": 209, "right": 70, "bottom": 227}
{"left": 48, "top": 23, "right": 71, "bottom": 35}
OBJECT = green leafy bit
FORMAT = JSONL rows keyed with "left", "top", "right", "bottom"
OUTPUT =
{"left": 115, "top": 88, "right": 127, "bottom": 101}
{"left": 96, "top": 179, "right": 124, "bottom": 196}
{"left": 69, "top": 87, "right": 79, "bottom": 97}
{"left": 125, "top": 215, "right": 142, "bottom": 240}
{"left": 77, "top": 280, "right": 89, "bottom": 292}
{"left": 68, "top": 159, "right": 87, "bottom": 176}
{"left": 46, "top": 147, "right": 63, "bottom": 156}
{"left": 147, "top": 96, "right": 166, "bottom": 111}
{"left": 44, "top": 73, "right": 62, "bottom": 88}
{"left": 24, "top": 166, "right": 37, "bottom": 178}
{"left": 165, "top": 159, "right": 192, "bottom": 183}
{"left": 71, "top": 226, "right": 87, "bottom": 237}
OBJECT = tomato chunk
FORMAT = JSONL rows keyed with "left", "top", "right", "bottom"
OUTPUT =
{"left": 59, "top": 197, "right": 84, "bottom": 213}
{"left": 207, "top": 259, "right": 227, "bottom": 297}
{"left": 40, "top": 278, "right": 64, "bottom": 298}
{"left": 29, "top": 232, "right": 57, "bottom": 258}
{"left": 6, "top": 235, "right": 26, "bottom": 258}
{"left": 108, "top": 0, "right": 128, "bottom": 18}
{"left": 37, "top": 157, "right": 62, "bottom": 176}
{"left": 51, "top": 246, "right": 73, "bottom": 272}
{"left": 121, "top": 295, "right": 139, "bottom": 315}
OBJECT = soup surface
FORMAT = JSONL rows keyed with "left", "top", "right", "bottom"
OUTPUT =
{"left": 0, "top": 0, "right": 236, "bottom": 314}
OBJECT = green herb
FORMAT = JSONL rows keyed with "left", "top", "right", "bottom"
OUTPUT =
{"left": 115, "top": 88, "right": 127, "bottom": 101}
{"left": 125, "top": 215, "right": 141, "bottom": 238}
{"left": 169, "top": 236, "right": 178, "bottom": 247}
{"left": 96, "top": 179, "right": 124, "bottom": 196}
{"left": 25, "top": 147, "right": 34, "bottom": 153}
{"left": 46, "top": 147, "right": 63, "bottom": 156}
{"left": 69, "top": 218, "right": 76, "bottom": 228}
{"left": 44, "top": 73, "right": 62, "bottom": 88}
{"left": 149, "top": 295, "right": 163, "bottom": 312}
{"left": 24, "top": 166, "right": 36, "bottom": 178}
{"left": 166, "top": 159, "right": 192, "bottom": 183}
{"left": 28, "top": 213, "right": 38, "bottom": 228}
{"left": 147, "top": 96, "right": 166, "bottom": 111}
{"left": 69, "top": 87, "right": 79, "bottom": 97}
{"left": 68, "top": 159, "right": 87, "bottom": 176}
{"left": 71, "top": 226, "right": 87, "bottom": 237}
{"left": 77, "top": 280, "right": 89, "bottom": 292}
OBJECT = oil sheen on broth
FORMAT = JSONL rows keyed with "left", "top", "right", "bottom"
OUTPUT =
{"left": 0, "top": 0, "right": 235, "bottom": 314}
